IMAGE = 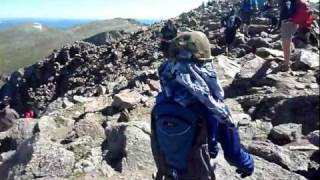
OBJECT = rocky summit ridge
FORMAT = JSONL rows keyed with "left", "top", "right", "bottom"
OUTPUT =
{"left": 0, "top": 1, "right": 319, "bottom": 180}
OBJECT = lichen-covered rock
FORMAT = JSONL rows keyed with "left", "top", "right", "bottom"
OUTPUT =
{"left": 1, "top": 136, "right": 75, "bottom": 179}
{"left": 104, "top": 121, "right": 154, "bottom": 173}
{"left": 74, "top": 117, "right": 105, "bottom": 145}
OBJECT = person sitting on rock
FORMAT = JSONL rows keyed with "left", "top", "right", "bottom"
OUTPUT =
{"left": 221, "top": 8, "right": 242, "bottom": 55}
{"left": 159, "top": 20, "right": 178, "bottom": 58}
{"left": 0, "top": 97, "right": 19, "bottom": 132}
{"left": 240, "top": 0, "right": 259, "bottom": 36}
{"left": 151, "top": 31, "right": 254, "bottom": 180}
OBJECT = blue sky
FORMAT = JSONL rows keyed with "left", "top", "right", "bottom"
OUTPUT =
{"left": 0, "top": 0, "right": 206, "bottom": 19}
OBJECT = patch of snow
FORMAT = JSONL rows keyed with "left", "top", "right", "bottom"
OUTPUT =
{"left": 32, "top": 22, "right": 43, "bottom": 31}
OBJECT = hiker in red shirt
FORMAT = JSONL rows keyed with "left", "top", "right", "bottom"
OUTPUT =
{"left": 24, "top": 110, "right": 35, "bottom": 118}
{"left": 24, "top": 102, "right": 35, "bottom": 118}
{"left": 279, "top": 0, "right": 313, "bottom": 71}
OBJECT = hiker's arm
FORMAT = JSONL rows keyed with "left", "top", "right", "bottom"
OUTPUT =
{"left": 236, "top": 17, "right": 242, "bottom": 29}
{"left": 218, "top": 122, "right": 254, "bottom": 177}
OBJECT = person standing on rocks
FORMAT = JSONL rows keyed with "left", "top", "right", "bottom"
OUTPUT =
{"left": 240, "top": 0, "right": 259, "bottom": 36}
{"left": 159, "top": 20, "right": 178, "bottom": 58}
{"left": 0, "top": 97, "right": 19, "bottom": 132}
{"left": 151, "top": 31, "right": 254, "bottom": 180}
{"left": 221, "top": 8, "right": 242, "bottom": 55}
{"left": 279, "top": 0, "right": 297, "bottom": 71}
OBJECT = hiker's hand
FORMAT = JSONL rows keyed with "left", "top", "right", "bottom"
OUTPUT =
{"left": 236, "top": 169, "right": 253, "bottom": 178}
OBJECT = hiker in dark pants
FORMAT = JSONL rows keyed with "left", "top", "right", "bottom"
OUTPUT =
{"left": 0, "top": 97, "right": 19, "bottom": 132}
{"left": 221, "top": 8, "right": 242, "bottom": 55}
{"left": 159, "top": 20, "right": 178, "bottom": 58}
{"left": 240, "top": 0, "right": 258, "bottom": 36}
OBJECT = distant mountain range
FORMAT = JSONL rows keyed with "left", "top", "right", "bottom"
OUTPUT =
{"left": 0, "top": 18, "right": 159, "bottom": 75}
{"left": 0, "top": 18, "right": 160, "bottom": 30}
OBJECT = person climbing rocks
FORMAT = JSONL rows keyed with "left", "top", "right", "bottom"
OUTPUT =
{"left": 151, "top": 31, "right": 254, "bottom": 180}
{"left": 279, "top": 0, "right": 297, "bottom": 71}
{"left": 159, "top": 20, "right": 178, "bottom": 58}
{"left": 221, "top": 8, "right": 242, "bottom": 55}
{"left": 240, "top": 0, "right": 259, "bottom": 36}
{"left": 0, "top": 97, "right": 19, "bottom": 132}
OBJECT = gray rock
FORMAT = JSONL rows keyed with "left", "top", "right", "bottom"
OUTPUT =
{"left": 212, "top": 55, "right": 241, "bottom": 86}
{"left": 82, "top": 95, "right": 112, "bottom": 112}
{"left": 244, "top": 140, "right": 310, "bottom": 173}
{"left": 72, "top": 96, "right": 94, "bottom": 104}
{"left": 307, "top": 130, "right": 319, "bottom": 147}
{"left": 38, "top": 116, "right": 74, "bottom": 142}
{"left": 104, "top": 121, "right": 154, "bottom": 173}
{"left": 97, "top": 85, "right": 107, "bottom": 96}
{"left": 248, "top": 25, "right": 269, "bottom": 35}
{"left": 65, "top": 136, "right": 96, "bottom": 162}
{"left": 270, "top": 123, "right": 302, "bottom": 145}
{"left": 237, "top": 55, "right": 266, "bottom": 80}
{"left": 225, "top": 99, "right": 251, "bottom": 126}
{"left": 4, "top": 136, "right": 75, "bottom": 179}
{"left": 297, "top": 50, "right": 320, "bottom": 69}
{"left": 146, "top": 79, "right": 161, "bottom": 92}
{"left": 112, "top": 89, "right": 142, "bottom": 110}
{"left": 74, "top": 117, "right": 105, "bottom": 145}
{"left": 0, "top": 118, "right": 38, "bottom": 145}
{"left": 62, "top": 98, "right": 74, "bottom": 109}
{"left": 207, "top": 21, "right": 220, "bottom": 30}
{"left": 247, "top": 37, "right": 272, "bottom": 48}
{"left": 239, "top": 120, "right": 273, "bottom": 141}
{"left": 214, "top": 153, "right": 307, "bottom": 180}
{"left": 256, "top": 47, "right": 283, "bottom": 58}
{"left": 73, "top": 147, "right": 115, "bottom": 178}
{"left": 45, "top": 98, "right": 65, "bottom": 115}
{"left": 0, "top": 150, "right": 16, "bottom": 162}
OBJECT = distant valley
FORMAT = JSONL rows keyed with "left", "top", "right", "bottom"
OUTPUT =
{"left": 0, "top": 18, "right": 160, "bottom": 75}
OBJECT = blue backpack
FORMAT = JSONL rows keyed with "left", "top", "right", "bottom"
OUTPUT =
{"left": 151, "top": 101, "right": 215, "bottom": 180}
{"left": 242, "top": 0, "right": 255, "bottom": 12}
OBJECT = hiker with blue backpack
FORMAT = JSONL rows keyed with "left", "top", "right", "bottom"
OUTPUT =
{"left": 239, "top": 0, "right": 259, "bottom": 36}
{"left": 221, "top": 8, "right": 242, "bottom": 55}
{"left": 151, "top": 31, "right": 254, "bottom": 180}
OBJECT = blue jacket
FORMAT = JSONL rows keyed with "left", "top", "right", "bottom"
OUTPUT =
{"left": 157, "top": 60, "right": 254, "bottom": 174}
{"left": 156, "top": 92, "right": 254, "bottom": 174}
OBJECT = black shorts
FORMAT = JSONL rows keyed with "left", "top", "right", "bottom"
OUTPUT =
{"left": 225, "top": 28, "right": 237, "bottom": 45}
{"left": 241, "top": 11, "right": 253, "bottom": 25}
